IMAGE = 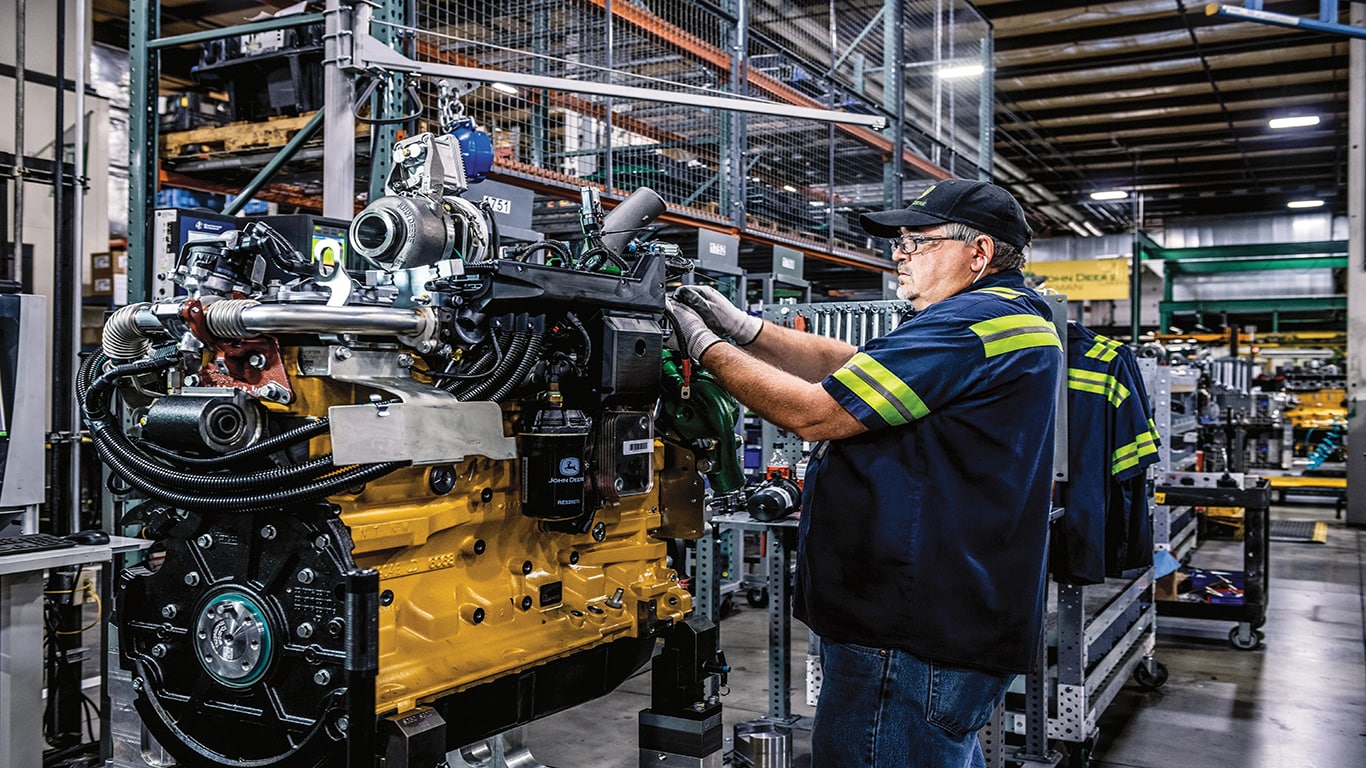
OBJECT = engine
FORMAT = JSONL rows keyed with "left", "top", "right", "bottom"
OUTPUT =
{"left": 82, "top": 131, "right": 742, "bottom": 767}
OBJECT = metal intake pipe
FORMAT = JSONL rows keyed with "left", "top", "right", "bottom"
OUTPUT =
{"left": 203, "top": 299, "right": 437, "bottom": 341}
{"left": 599, "top": 187, "right": 666, "bottom": 257}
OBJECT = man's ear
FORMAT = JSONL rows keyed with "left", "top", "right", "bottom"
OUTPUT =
{"left": 976, "top": 236, "right": 996, "bottom": 264}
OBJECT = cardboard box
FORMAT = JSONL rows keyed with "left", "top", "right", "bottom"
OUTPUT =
{"left": 1155, "top": 570, "right": 1189, "bottom": 602}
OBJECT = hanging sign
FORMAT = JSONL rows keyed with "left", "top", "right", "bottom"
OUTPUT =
{"left": 1026, "top": 258, "right": 1131, "bottom": 301}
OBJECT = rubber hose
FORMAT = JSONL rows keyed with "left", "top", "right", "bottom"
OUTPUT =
{"left": 81, "top": 358, "right": 338, "bottom": 490}
{"left": 75, "top": 347, "right": 108, "bottom": 407}
{"left": 438, "top": 332, "right": 505, "bottom": 392}
{"left": 94, "top": 427, "right": 339, "bottom": 492}
{"left": 450, "top": 331, "right": 524, "bottom": 399}
{"left": 83, "top": 355, "right": 179, "bottom": 427}
{"left": 454, "top": 331, "right": 530, "bottom": 401}
{"left": 97, "top": 438, "right": 406, "bottom": 511}
{"left": 484, "top": 332, "right": 544, "bottom": 402}
{"left": 137, "top": 418, "right": 331, "bottom": 468}
{"left": 479, "top": 200, "right": 501, "bottom": 259}
{"left": 517, "top": 241, "right": 572, "bottom": 264}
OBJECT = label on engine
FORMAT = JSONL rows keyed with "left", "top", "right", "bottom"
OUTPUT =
{"left": 622, "top": 439, "right": 653, "bottom": 456}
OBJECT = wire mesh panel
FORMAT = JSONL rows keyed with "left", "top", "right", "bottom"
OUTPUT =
{"left": 409, "top": 0, "right": 990, "bottom": 281}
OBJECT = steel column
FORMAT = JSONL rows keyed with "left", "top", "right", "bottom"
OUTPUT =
{"left": 366, "top": 0, "right": 407, "bottom": 204}
{"left": 1347, "top": 1, "right": 1366, "bottom": 526}
{"left": 127, "top": 0, "right": 159, "bottom": 303}
{"left": 13, "top": 0, "right": 25, "bottom": 291}
{"left": 323, "top": 0, "right": 356, "bottom": 219}
{"left": 883, "top": 0, "right": 905, "bottom": 211}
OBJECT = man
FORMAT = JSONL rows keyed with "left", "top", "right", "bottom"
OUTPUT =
{"left": 668, "top": 179, "right": 1061, "bottom": 767}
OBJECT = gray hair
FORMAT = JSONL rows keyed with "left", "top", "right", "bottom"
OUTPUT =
{"left": 942, "top": 222, "right": 1026, "bottom": 272}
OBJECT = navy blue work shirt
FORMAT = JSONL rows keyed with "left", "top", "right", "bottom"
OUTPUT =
{"left": 795, "top": 269, "right": 1062, "bottom": 674}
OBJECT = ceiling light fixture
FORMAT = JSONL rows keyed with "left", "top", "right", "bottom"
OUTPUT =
{"left": 937, "top": 63, "right": 985, "bottom": 79}
{"left": 1089, "top": 190, "right": 1128, "bottom": 201}
{"left": 1268, "top": 115, "right": 1320, "bottom": 129}
{"left": 491, "top": 82, "right": 519, "bottom": 96}
{"left": 1082, "top": 221, "right": 1104, "bottom": 237}
{"left": 1286, "top": 199, "right": 1324, "bottom": 209}
{"left": 781, "top": 184, "right": 798, "bottom": 193}
{"left": 1066, "top": 221, "right": 1090, "bottom": 237}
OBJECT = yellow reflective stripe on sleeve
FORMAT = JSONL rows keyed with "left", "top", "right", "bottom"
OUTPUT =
{"left": 978, "top": 286, "right": 1025, "bottom": 299}
{"left": 1113, "top": 431, "right": 1160, "bottom": 475}
{"left": 833, "top": 352, "right": 931, "bottom": 426}
{"left": 1068, "top": 368, "right": 1130, "bottom": 407}
{"left": 971, "top": 314, "right": 1062, "bottom": 357}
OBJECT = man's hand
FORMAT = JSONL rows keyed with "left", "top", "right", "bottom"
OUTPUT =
{"left": 674, "top": 285, "right": 763, "bottom": 345}
{"left": 666, "top": 299, "right": 726, "bottom": 361}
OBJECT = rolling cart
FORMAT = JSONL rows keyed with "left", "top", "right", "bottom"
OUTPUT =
{"left": 1153, "top": 472, "right": 1271, "bottom": 649}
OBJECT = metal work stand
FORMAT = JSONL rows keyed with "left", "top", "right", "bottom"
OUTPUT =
{"left": 1154, "top": 472, "right": 1272, "bottom": 649}
{"left": 707, "top": 512, "right": 801, "bottom": 725}
{"left": 0, "top": 537, "right": 147, "bottom": 768}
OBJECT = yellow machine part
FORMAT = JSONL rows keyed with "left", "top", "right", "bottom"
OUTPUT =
{"left": 284, "top": 360, "right": 694, "bottom": 718}
{"left": 1285, "top": 388, "right": 1346, "bottom": 430}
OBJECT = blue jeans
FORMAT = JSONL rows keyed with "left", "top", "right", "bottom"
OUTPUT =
{"left": 812, "top": 640, "right": 1013, "bottom": 768}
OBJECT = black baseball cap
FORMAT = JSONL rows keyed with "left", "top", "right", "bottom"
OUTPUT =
{"left": 860, "top": 179, "right": 1032, "bottom": 250}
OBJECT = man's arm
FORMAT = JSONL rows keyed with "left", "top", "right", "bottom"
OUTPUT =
{"left": 743, "top": 321, "right": 858, "bottom": 383}
{"left": 697, "top": 342, "right": 866, "bottom": 442}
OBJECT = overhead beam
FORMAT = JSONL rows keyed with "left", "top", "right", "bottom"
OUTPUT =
{"left": 1014, "top": 80, "right": 1342, "bottom": 122}
{"left": 1148, "top": 240, "right": 1347, "bottom": 259}
{"left": 999, "top": 52, "right": 1345, "bottom": 103}
{"left": 1207, "top": 3, "right": 1366, "bottom": 41}
{"left": 996, "top": 30, "right": 1322, "bottom": 79}
{"left": 993, "top": 9, "right": 1226, "bottom": 52}
{"left": 999, "top": 102, "right": 1348, "bottom": 137}
{"left": 1160, "top": 296, "right": 1346, "bottom": 315}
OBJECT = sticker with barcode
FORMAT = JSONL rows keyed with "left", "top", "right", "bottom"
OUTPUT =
{"left": 622, "top": 439, "right": 653, "bottom": 456}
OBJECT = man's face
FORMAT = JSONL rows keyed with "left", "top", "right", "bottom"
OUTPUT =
{"left": 892, "top": 227, "right": 990, "bottom": 309}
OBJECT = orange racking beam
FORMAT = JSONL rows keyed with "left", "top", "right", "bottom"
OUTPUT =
{"left": 583, "top": 0, "right": 949, "bottom": 181}
{"left": 160, "top": 169, "right": 328, "bottom": 212}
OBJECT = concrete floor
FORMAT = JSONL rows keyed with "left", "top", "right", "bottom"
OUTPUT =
{"left": 517, "top": 502, "right": 1365, "bottom": 767}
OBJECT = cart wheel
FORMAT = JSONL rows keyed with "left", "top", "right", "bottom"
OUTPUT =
{"left": 1133, "top": 661, "right": 1169, "bottom": 689}
{"left": 1228, "top": 627, "right": 1264, "bottom": 650}
{"left": 746, "top": 588, "right": 769, "bottom": 608}
{"left": 1065, "top": 735, "right": 1098, "bottom": 768}
{"left": 719, "top": 595, "right": 735, "bottom": 618}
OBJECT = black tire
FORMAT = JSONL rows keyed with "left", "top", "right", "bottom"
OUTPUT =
{"left": 1133, "top": 661, "right": 1169, "bottom": 689}
{"left": 746, "top": 587, "right": 769, "bottom": 608}
{"left": 719, "top": 594, "right": 735, "bottom": 618}
{"left": 1229, "top": 626, "right": 1263, "bottom": 650}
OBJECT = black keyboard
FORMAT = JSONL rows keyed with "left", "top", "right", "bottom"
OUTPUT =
{"left": 0, "top": 533, "right": 77, "bottom": 557}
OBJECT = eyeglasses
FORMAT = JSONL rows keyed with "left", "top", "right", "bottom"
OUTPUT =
{"left": 889, "top": 234, "right": 962, "bottom": 254}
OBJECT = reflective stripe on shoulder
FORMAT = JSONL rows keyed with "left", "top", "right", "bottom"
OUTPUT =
{"left": 1067, "top": 368, "right": 1131, "bottom": 407}
{"left": 978, "top": 286, "right": 1025, "bottom": 299}
{"left": 971, "top": 314, "right": 1062, "bottom": 357}
{"left": 1084, "top": 337, "right": 1121, "bottom": 362}
{"left": 833, "top": 352, "right": 930, "bottom": 426}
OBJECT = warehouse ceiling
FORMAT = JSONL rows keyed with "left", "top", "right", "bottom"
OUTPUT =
{"left": 971, "top": 0, "right": 1352, "bottom": 235}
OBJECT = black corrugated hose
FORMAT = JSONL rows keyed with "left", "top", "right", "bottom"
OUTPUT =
{"left": 78, "top": 347, "right": 407, "bottom": 510}
{"left": 482, "top": 332, "right": 544, "bottom": 403}
{"left": 453, "top": 331, "right": 531, "bottom": 401}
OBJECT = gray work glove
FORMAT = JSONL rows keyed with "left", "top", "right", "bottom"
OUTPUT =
{"left": 665, "top": 298, "right": 726, "bottom": 361}
{"left": 674, "top": 285, "right": 763, "bottom": 345}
